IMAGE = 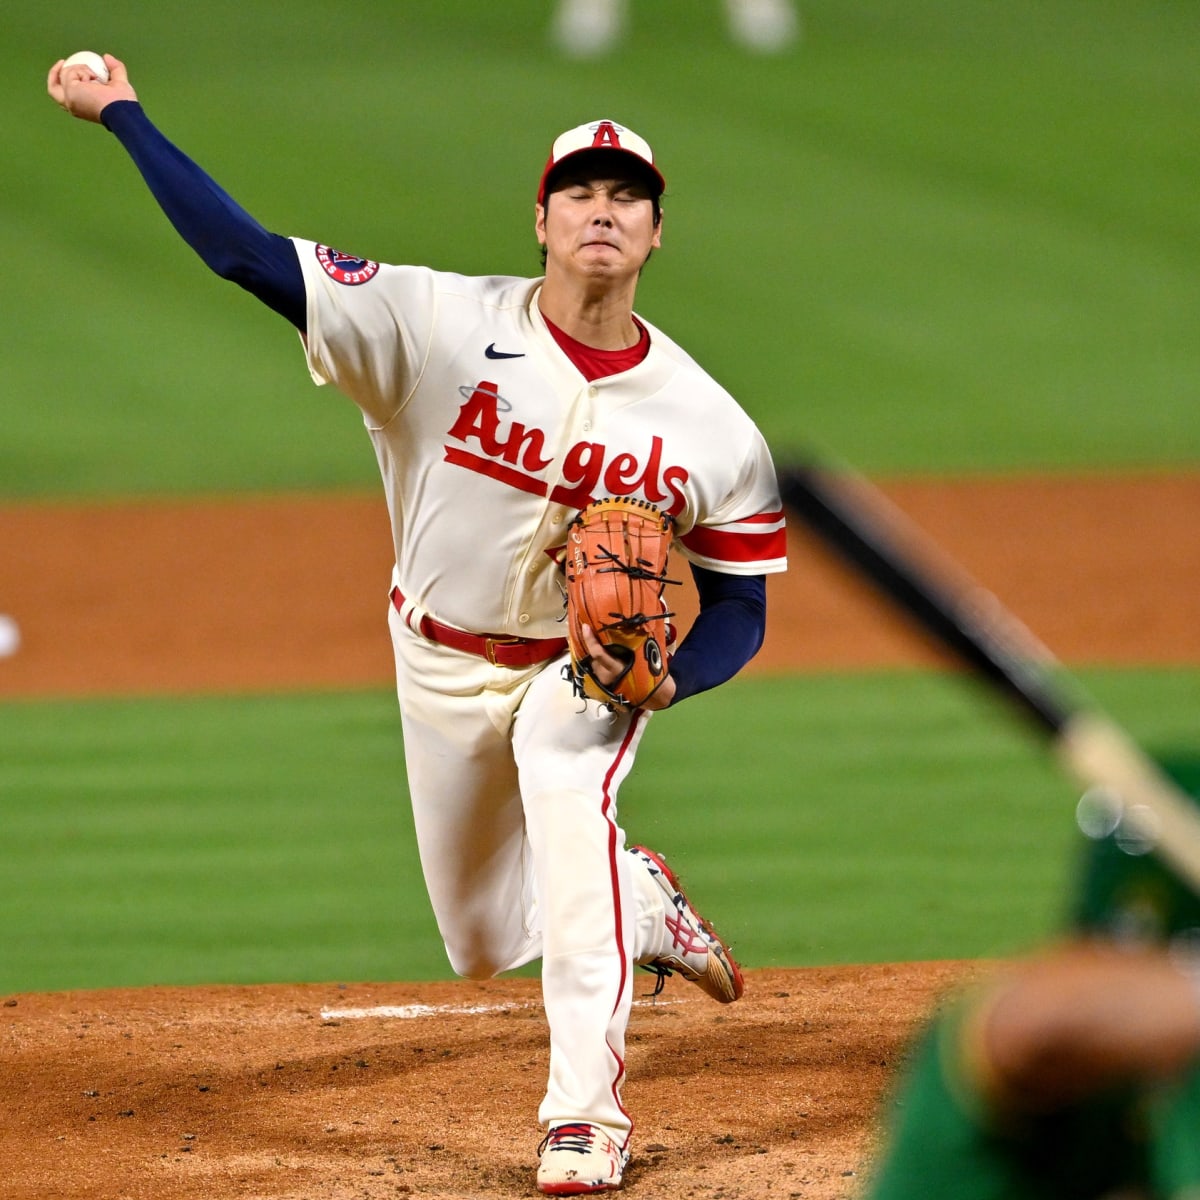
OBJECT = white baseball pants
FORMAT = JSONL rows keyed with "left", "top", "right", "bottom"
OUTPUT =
{"left": 387, "top": 593, "right": 668, "bottom": 1142}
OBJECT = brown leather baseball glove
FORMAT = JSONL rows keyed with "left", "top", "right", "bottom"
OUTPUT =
{"left": 564, "top": 496, "right": 677, "bottom": 708}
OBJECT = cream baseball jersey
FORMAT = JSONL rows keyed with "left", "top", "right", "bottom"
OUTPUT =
{"left": 295, "top": 240, "right": 787, "bottom": 638}
{"left": 75, "top": 92, "right": 784, "bottom": 1188}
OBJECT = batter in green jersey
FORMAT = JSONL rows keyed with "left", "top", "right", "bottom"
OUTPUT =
{"left": 865, "top": 764, "right": 1200, "bottom": 1200}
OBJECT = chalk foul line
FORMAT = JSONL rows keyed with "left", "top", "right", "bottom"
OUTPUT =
{"left": 320, "top": 996, "right": 683, "bottom": 1021}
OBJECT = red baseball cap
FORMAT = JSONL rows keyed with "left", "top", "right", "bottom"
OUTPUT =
{"left": 537, "top": 119, "right": 666, "bottom": 205}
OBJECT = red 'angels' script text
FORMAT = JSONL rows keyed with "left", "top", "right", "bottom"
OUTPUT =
{"left": 443, "top": 381, "right": 689, "bottom": 513}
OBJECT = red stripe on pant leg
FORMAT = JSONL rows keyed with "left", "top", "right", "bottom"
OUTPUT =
{"left": 600, "top": 709, "right": 645, "bottom": 1140}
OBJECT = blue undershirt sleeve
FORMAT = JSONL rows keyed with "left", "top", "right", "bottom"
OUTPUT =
{"left": 666, "top": 565, "right": 767, "bottom": 705}
{"left": 99, "top": 100, "right": 306, "bottom": 330}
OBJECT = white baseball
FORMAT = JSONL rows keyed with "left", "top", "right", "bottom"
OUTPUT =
{"left": 62, "top": 50, "right": 110, "bottom": 83}
{"left": 0, "top": 614, "right": 21, "bottom": 659}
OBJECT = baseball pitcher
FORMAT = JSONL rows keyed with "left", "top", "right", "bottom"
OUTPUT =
{"left": 49, "top": 55, "right": 788, "bottom": 1194}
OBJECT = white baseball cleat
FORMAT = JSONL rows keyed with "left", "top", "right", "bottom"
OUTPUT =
{"left": 537, "top": 1122, "right": 629, "bottom": 1194}
{"left": 630, "top": 845, "right": 745, "bottom": 1004}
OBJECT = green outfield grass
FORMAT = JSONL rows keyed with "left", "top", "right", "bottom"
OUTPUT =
{"left": 2, "top": 2, "right": 1195, "bottom": 994}
{"left": 6, "top": 0, "right": 1197, "bottom": 498}
{"left": 1, "top": 667, "right": 1194, "bottom": 993}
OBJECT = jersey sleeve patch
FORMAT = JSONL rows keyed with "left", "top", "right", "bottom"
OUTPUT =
{"left": 315, "top": 244, "right": 380, "bottom": 285}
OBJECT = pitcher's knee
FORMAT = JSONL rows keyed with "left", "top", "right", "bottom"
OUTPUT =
{"left": 444, "top": 932, "right": 528, "bottom": 980}
{"left": 446, "top": 926, "right": 540, "bottom": 974}
{"left": 435, "top": 903, "right": 539, "bottom": 979}
{"left": 448, "top": 948, "right": 502, "bottom": 981}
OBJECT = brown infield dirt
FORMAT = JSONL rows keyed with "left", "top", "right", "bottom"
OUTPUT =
{"left": 1, "top": 472, "right": 1197, "bottom": 1199}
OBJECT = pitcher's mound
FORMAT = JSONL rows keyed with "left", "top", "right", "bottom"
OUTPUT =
{"left": 1, "top": 960, "right": 984, "bottom": 1200}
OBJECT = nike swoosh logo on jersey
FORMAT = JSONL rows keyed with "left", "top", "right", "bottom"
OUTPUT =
{"left": 485, "top": 343, "right": 525, "bottom": 359}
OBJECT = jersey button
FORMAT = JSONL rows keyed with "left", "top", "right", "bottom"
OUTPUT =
{"left": 582, "top": 421, "right": 592, "bottom": 432}
{"left": 518, "top": 613, "right": 531, "bottom": 625}
{"left": 588, "top": 386, "right": 599, "bottom": 398}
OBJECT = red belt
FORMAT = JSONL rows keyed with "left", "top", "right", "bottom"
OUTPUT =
{"left": 390, "top": 586, "right": 567, "bottom": 669}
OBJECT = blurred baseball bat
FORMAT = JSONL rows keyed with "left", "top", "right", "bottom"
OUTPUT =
{"left": 778, "top": 461, "right": 1200, "bottom": 891}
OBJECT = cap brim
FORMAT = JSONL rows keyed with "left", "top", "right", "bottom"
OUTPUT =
{"left": 538, "top": 147, "right": 665, "bottom": 205}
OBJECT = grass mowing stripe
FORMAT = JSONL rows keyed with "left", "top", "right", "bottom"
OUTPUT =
{"left": 3, "top": 668, "right": 1193, "bottom": 991}
{"left": 6, "top": 0, "right": 1197, "bottom": 496}
{"left": 0, "top": 691, "right": 442, "bottom": 991}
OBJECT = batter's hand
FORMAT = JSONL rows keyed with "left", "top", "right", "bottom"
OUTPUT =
{"left": 48, "top": 55, "right": 136, "bottom": 123}
{"left": 579, "top": 623, "right": 676, "bottom": 710}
